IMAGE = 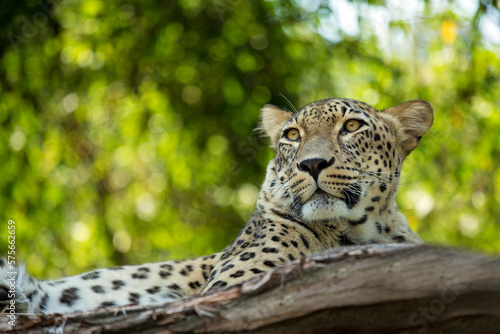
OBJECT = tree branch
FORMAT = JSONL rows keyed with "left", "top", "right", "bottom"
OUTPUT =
{"left": 2, "top": 244, "right": 500, "bottom": 333}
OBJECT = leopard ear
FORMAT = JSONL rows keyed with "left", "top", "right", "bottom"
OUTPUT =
{"left": 383, "top": 100, "right": 434, "bottom": 156}
{"left": 261, "top": 104, "right": 294, "bottom": 149}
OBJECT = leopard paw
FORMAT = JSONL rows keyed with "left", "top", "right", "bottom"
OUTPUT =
{"left": 0, "top": 259, "right": 31, "bottom": 314}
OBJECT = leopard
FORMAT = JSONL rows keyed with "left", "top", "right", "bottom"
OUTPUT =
{"left": 0, "top": 97, "right": 433, "bottom": 315}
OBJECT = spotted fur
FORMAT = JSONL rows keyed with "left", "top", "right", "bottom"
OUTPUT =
{"left": 0, "top": 98, "right": 433, "bottom": 314}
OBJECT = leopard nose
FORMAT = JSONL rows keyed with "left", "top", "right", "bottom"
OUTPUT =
{"left": 298, "top": 158, "right": 334, "bottom": 182}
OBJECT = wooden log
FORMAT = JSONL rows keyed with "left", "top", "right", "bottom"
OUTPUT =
{"left": 1, "top": 244, "right": 499, "bottom": 333}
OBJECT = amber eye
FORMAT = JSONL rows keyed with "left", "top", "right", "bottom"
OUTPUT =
{"left": 285, "top": 128, "right": 300, "bottom": 141}
{"left": 344, "top": 119, "right": 363, "bottom": 132}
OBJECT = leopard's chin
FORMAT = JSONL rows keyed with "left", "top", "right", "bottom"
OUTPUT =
{"left": 301, "top": 190, "right": 348, "bottom": 223}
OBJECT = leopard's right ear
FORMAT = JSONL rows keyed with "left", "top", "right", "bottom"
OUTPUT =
{"left": 261, "top": 105, "right": 294, "bottom": 149}
{"left": 383, "top": 100, "right": 434, "bottom": 156}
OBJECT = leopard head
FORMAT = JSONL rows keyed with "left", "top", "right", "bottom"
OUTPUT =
{"left": 259, "top": 98, "right": 433, "bottom": 244}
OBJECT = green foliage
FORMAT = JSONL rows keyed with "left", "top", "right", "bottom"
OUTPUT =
{"left": 1, "top": 0, "right": 499, "bottom": 278}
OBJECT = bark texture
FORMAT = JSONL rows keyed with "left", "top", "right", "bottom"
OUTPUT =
{"left": 1, "top": 244, "right": 500, "bottom": 333}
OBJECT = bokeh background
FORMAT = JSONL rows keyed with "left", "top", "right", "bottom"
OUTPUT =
{"left": 1, "top": 0, "right": 499, "bottom": 279}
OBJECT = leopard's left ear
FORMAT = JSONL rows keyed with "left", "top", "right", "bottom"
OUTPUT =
{"left": 383, "top": 100, "right": 434, "bottom": 156}
{"left": 261, "top": 104, "right": 294, "bottom": 149}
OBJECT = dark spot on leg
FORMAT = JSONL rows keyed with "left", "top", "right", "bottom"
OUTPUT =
{"left": 132, "top": 273, "right": 148, "bottom": 279}
{"left": 159, "top": 270, "right": 171, "bottom": 278}
{"left": 392, "top": 235, "right": 406, "bottom": 243}
{"left": 108, "top": 266, "right": 125, "bottom": 271}
{"left": 91, "top": 285, "right": 105, "bottom": 294}
{"left": 300, "top": 235, "right": 310, "bottom": 249}
{"left": 160, "top": 264, "right": 173, "bottom": 270}
{"left": 229, "top": 270, "right": 245, "bottom": 278}
{"left": 221, "top": 264, "right": 235, "bottom": 273}
{"left": 39, "top": 293, "right": 49, "bottom": 312}
{"left": 263, "top": 261, "right": 276, "bottom": 268}
{"left": 239, "top": 252, "right": 256, "bottom": 261}
{"left": 188, "top": 281, "right": 202, "bottom": 289}
{"left": 211, "top": 281, "right": 227, "bottom": 289}
{"left": 262, "top": 247, "right": 279, "bottom": 253}
{"left": 129, "top": 292, "right": 141, "bottom": 303}
{"left": 59, "top": 287, "right": 80, "bottom": 307}
{"left": 349, "top": 214, "right": 368, "bottom": 226}
{"left": 146, "top": 286, "right": 160, "bottom": 294}
{"left": 81, "top": 271, "right": 100, "bottom": 280}
{"left": 168, "top": 284, "right": 181, "bottom": 291}
{"left": 112, "top": 280, "right": 126, "bottom": 290}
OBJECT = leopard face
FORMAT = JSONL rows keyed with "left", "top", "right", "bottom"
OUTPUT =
{"left": 260, "top": 98, "right": 433, "bottom": 243}
{"left": 199, "top": 98, "right": 432, "bottom": 293}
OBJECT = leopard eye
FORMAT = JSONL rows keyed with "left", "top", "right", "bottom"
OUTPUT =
{"left": 284, "top": 128, "right": 300, "bottom": 141}
{"left": 344, "top": 119, "right": 363, "bottom": 132}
